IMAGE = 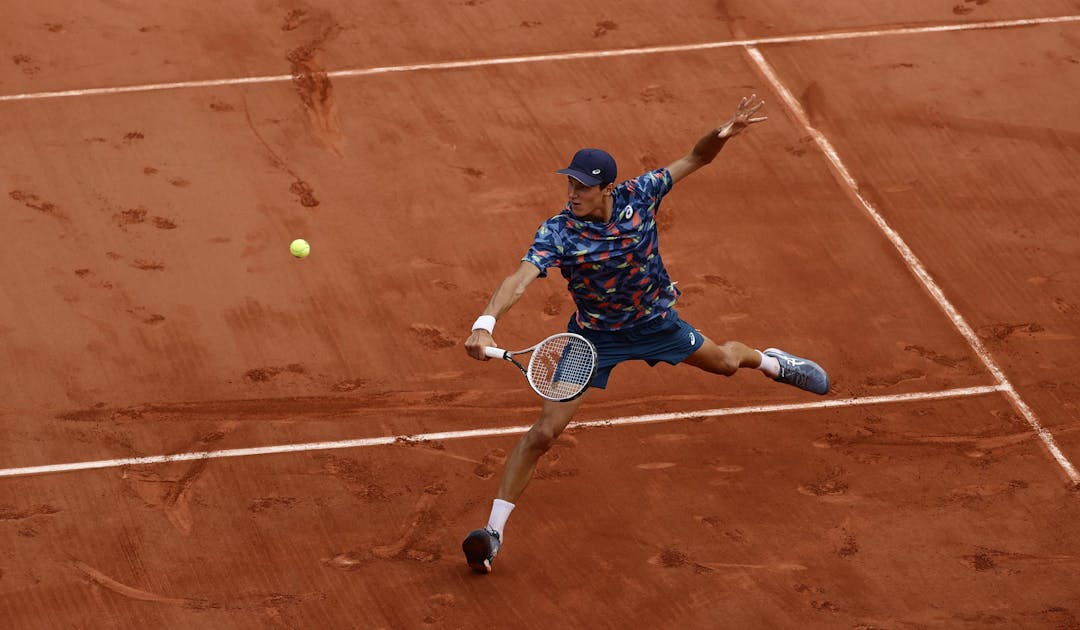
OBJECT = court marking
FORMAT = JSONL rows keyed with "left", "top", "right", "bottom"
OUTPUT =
{"left": 744, "top": 45, "right": 1080, "bottom": 485}
{"left": 0, "top": 386, "right": 1005, "bottom": 478}
{"left": 0, "top": 15, "right": 1078, "bottom": 102}
{"left": 0, "top": 14, "right": 1074, "bottom": 487}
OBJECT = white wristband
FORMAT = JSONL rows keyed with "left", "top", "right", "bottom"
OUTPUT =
{"left": 471, "top": 315, "right": 496, "bottom": 334}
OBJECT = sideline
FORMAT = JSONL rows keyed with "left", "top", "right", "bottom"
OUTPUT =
{"left": 745, "top": 45, "right": 1080, "bottom": 485}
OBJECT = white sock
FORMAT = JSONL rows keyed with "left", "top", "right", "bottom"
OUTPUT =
{"left": 486, "top": 498, "right": 515, "bottom": 540}
{"left": 757, "top": 350, "right": 780, "bottom": 378}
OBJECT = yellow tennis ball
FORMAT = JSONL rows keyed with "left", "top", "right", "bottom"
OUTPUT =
{"left": 290, "top": 238, "right": 310, "bottom": 259}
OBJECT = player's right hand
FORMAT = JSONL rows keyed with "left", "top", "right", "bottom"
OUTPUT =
{"left": 465, "top": 330, "right": 496, "bottom": 360}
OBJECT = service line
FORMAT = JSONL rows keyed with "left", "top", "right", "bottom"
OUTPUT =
{"left": 0, "top": 15, "right": 1078, "bottom": 102}
{"left": 0, "top": 385, "right": 1004, "bottom": 478}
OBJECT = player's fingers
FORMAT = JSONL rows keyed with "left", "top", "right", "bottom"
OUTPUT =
{"left": 465, "top": 336, "right": 491, "bottom": 360}
{"left": 749, "top": 116, "right": 768, "bottom": 123}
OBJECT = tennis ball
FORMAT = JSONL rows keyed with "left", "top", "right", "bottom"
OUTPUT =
{"left": 290, "top": 238, "right": 311, "bottom": 259}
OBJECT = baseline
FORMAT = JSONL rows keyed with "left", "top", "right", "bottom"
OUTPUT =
{"left": 0, "top": 16, "right": 1077, "bottom": 103}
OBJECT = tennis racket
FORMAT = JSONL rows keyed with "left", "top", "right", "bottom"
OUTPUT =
{"left": 484, "top": 333, "right": 598, "bottom": 402}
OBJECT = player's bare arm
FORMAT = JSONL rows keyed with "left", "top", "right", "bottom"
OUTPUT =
{"left": 465, "top": 261, "right": 543, "bottom": 360}
{"left": 666, "top": 94, "right": 768, "bottom": 183}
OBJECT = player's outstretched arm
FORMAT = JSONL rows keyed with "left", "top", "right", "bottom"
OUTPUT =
{"left": 666, "top": 94, "right": 768, "bottom": 184}
{"left": 465, "top": 261, "right": 542, "bottom": 360}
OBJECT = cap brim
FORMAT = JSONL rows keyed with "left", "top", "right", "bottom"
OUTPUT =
{"left": 556, "top": 168, "right": 602, "bottom": 187}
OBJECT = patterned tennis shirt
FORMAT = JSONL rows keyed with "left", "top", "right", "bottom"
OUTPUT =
{"left": 523, "top": 168, "right": 679, "bottom": 331}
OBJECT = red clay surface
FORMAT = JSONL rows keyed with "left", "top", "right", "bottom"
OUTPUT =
{"left": 2, "top": 2, "right": 1079, "bottom": 628}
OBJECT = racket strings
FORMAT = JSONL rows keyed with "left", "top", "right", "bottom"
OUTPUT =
{"left": 529, "top": 336, "right": 596, "bottom": 399}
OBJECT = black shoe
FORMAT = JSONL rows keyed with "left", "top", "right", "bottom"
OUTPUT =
{"left": 462, "top": 527, "right": 501, "bottom": 574}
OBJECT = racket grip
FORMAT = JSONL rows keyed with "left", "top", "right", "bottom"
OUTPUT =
{"left": 483, "top": 346, "right": 506, "bottom": 359}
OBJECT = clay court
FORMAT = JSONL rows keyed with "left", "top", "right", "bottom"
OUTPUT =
{"left": 3, "top": 2, "right": 1080, "bottom": 628}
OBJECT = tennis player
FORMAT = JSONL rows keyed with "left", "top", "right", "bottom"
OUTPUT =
{"left": 461, "top": 94, "right": 829, "bottom": 574}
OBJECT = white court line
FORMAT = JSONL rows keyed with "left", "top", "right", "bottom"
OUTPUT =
{"left": 0, "top": 15, "right": 1078, "bottom": 102}
{"left": 744, "top": 46, "right": 1080, "bottom": 485}
{"left": 0, "top": 385, "right": 1004, "bottom": 478}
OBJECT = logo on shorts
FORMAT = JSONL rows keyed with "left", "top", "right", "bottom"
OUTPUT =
{"left": 688, "top": 332, "right": 696, "bottom": 347}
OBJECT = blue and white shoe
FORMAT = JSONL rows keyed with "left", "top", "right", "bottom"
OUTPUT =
{"left": 763, "top": 348, "right": 829, "bottom": 395}
{"left": 462, "top": 527, "right": 501, "bottom": 574}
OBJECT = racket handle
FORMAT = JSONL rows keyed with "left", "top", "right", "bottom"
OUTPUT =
{"left": 483, "top": 346, "right": 506, "bottom": 360}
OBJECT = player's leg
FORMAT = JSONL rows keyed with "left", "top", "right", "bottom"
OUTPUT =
{"left": 677, "top": 325, "right": 829, "bottom": 395}
{"left": 463, "top": 393, "right": 589, "bottom": 574}
{"left": 497, "top": 393, "right": 589, "bottom": 503}
{"left": 682, "top": 337, "right": 763, "bottom": 375}
{"left": 685, "top": 336, "right": 830, "bottom": 394}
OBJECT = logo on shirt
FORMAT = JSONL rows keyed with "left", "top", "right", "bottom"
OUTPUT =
{"left": 621, "top": 205, "right": 634, "bottom": 221}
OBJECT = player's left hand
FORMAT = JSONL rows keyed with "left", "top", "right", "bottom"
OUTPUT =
{"left": 718, "top": 94, "right": 767, "bottom": 138}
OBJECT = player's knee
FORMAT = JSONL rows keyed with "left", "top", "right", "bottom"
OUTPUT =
{"left": 524, "top": 423, "right": 559, "bottom": 453}
{"left": 714, "top": 343, "right": 743, "bottom": 375}
{"left": 695, "top": 343, "right": 739, "bottom": 376}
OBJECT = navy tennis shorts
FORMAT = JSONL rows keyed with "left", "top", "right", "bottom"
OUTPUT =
{"left": 567, "top": 310, "right": 705, "bottom": 389}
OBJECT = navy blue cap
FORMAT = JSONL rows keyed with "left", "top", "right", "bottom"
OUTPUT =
{"left": 556, "top": 148, "right": 617, "bottom": 187}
